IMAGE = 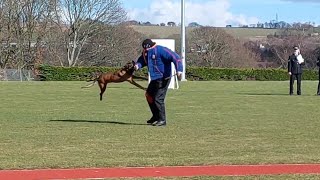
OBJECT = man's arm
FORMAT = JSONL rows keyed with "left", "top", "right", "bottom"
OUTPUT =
{"left": 161, "top": 47, "right": 183, "bottom": 78}
{"left": 135, "top": 53, "right": 147, "bottom": 70}
{"left": 288, "top": 56, "right": 292, "bottom": 75}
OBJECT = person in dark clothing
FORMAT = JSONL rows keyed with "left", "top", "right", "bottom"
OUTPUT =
{"left": 317, "top": 56, "right": 320, "bottom": 95}
{"left": 288, "top": 46, "right": 304, "bottom": 95}
{"left": 134, "top": 39, "right": 183, "bottom": 126}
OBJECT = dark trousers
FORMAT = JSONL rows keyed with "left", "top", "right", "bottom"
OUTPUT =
{"left": 146, "top": 78, "right": 170, "bottom": 122}
{"left": 290, "top": 74, "right": 302, "bottom": 95}
{"left": 317, "top": 70, "right": 320, "bottom": 95}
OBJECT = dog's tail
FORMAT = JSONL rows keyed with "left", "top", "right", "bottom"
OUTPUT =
{"left": 81, "top": 79, "right": 97, "bottom": 89}
{"left": 81, "top": 73, "right": 99, "bottom": 89}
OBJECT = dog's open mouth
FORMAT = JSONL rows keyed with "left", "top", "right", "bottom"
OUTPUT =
{"left": 123, "top": 61, "right": 135, "bottom": 70}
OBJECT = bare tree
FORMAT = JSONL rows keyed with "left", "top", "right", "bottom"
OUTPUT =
{"left": 56, "top": 0, "right": 127, "bottom": 66}
{"left": 0, "top": 0, "right": 17, "bottom": 70}
{"left": 266, "top": 35, "right": 306, "bottom": 68}
{"left": 188, "top": 27, "right": 229, "bottom": 67}
{"left": 0, "top": 0, "right": 55, "bottom": 72}
{"left": 42, "top": 21, "right": 67, "bottom": 66}
{"left": 80, "top": 25, "right": 143, "bottom": 66}
{"left": 187, "top": 27, "right": 257, "bottom": 68}
{"left": 246, "top": 29, "right": 320, "bottom": 69}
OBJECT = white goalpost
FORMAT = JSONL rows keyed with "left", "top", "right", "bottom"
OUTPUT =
{"left": 145, "top": 0, "right": 186, "bottom": 88}
{"left": 149, "top": 39, "right": 179, "bottom": 89}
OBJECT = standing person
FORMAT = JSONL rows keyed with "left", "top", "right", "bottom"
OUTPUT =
{"left": 288, "top": 46, "right": 304, "bottom": 95}
{"left": 134, "top": 39, "right": 183, "bottom": 126}
{"left": 317, "top": 56, "right": 320, "bottom": 95}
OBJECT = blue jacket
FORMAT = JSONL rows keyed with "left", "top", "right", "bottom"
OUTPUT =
{"left": 136, "top": 45, "right": 183, "bottom": 81}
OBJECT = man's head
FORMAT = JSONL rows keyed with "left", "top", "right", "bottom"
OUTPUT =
{"left": 293, "top": 46, "right": 300, "bottom": 56}
{"left": 142, "top": 39, "right": 156, "bottom": 50}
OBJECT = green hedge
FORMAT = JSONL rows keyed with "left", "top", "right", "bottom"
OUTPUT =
{"left": 38, "top": 65, "right": 148, "bottom": 81}
{"left": 38, "top": 65, "right": 319, "bottom": 81}
{"left": 186, "top": 67, "right": 318, "bottom": 81}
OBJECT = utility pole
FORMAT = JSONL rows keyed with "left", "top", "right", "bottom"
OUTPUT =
{"left": 181, "top": 0, "right": 186, "bottom": 81}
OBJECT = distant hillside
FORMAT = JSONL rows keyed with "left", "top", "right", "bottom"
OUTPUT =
{"left": 131, "top": 25, "right": 281, "bottom": 40}
{"left": 131, "top": 25, "right": 191, "bottom": 39}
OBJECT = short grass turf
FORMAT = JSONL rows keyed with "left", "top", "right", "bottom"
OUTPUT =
{"left": 0, "top": 81, "right": 320, "bottom": 170}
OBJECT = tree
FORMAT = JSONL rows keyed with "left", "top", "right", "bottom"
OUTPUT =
{"left": 80, "top": 25, "right": 143, "bottom": 67}
{"left": 188, "top": 22, "right": 201, "bottom": 27}
{"left": 187, "top": 27, "right": 257, "bottom": 68}
{"left": 0, "top": 0, "right": 54, "bottom": 71}
{"left": 266, "top": 37, "right": 293, "bottom": 68}
{"left": 0, "top": 0, "right": 9, "bottom": 69}
{"left": 42, "top": 24, "right": 67, "bottom": 66}
{"left": 142, "top": 21, "right": 152, "bottom": 26}
{"left": 167, "top": 22, "right": 176, "bottom": 26}
{"left": 56, "top": 0, "right": 127, "bottom": 66}
{"left": 264, "top": 32, "right": 320, "bottom": 68}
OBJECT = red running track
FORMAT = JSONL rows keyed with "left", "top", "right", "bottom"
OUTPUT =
{"left": 1, "top": 164, "right": 320, "bottom": 180}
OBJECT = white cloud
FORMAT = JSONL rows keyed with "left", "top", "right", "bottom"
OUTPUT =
{"left": 126, "top": 0, "right": 259, "bottom": 27}
{"left": 281, "top": 0, "right": 320, "bottom": 2}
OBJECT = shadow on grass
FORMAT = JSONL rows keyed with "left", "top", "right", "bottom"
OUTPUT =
{"left": 237, "top": 92, "right": 290, "bottom": 96}
{"left": 238, "top": 92, "right": 316, "bottom": 96}
{"left": 81, "top": 86, "right": 143, "bottom": 89}
{"left": 50, "top": 119, "right": 148, "bottom": 126}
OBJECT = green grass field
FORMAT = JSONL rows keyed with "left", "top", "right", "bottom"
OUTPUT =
{"left": 1, "top": 81, "right": 320, "bottom": 173}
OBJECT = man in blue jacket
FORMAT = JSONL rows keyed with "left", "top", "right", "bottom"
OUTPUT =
{"left": 134, "top": 39, "right": 183, "bottom": 126}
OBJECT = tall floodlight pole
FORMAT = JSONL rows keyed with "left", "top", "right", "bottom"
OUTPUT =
{"left": 181, "top": 0, "right": 186, "bottom": 81}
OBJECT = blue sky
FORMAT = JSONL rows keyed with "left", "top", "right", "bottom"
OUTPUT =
{"left": 121, "top": 0, "right": 320, "bottom": 27}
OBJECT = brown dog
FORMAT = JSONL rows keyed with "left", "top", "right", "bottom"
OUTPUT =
{"left": 82, "top": 61, "right": 147, "bottom": 101}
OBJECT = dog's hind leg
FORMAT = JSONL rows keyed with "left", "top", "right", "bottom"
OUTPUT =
{"left": 99, "top": 83, "right": 107, "bottom": 101}
{"left": 128, "top": 79, "right": 147, "bottom": 91}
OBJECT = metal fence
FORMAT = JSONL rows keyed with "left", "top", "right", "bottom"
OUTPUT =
{"left": 0, "top": 69, "right": 36, "bottom": 81}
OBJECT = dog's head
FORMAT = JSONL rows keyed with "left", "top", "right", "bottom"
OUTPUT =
{"left": 122, "top": 61, "right": 135, "bottom": 71}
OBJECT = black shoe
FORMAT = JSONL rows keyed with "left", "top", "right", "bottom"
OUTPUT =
{"left": 152, "top": 121, "right": 166, "bottom": 126}
{"left": 147, "top": 118, "right": 157, "bottom": 124}
{"left": 289, "top": 93, "right": 293, "bottom": 96}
